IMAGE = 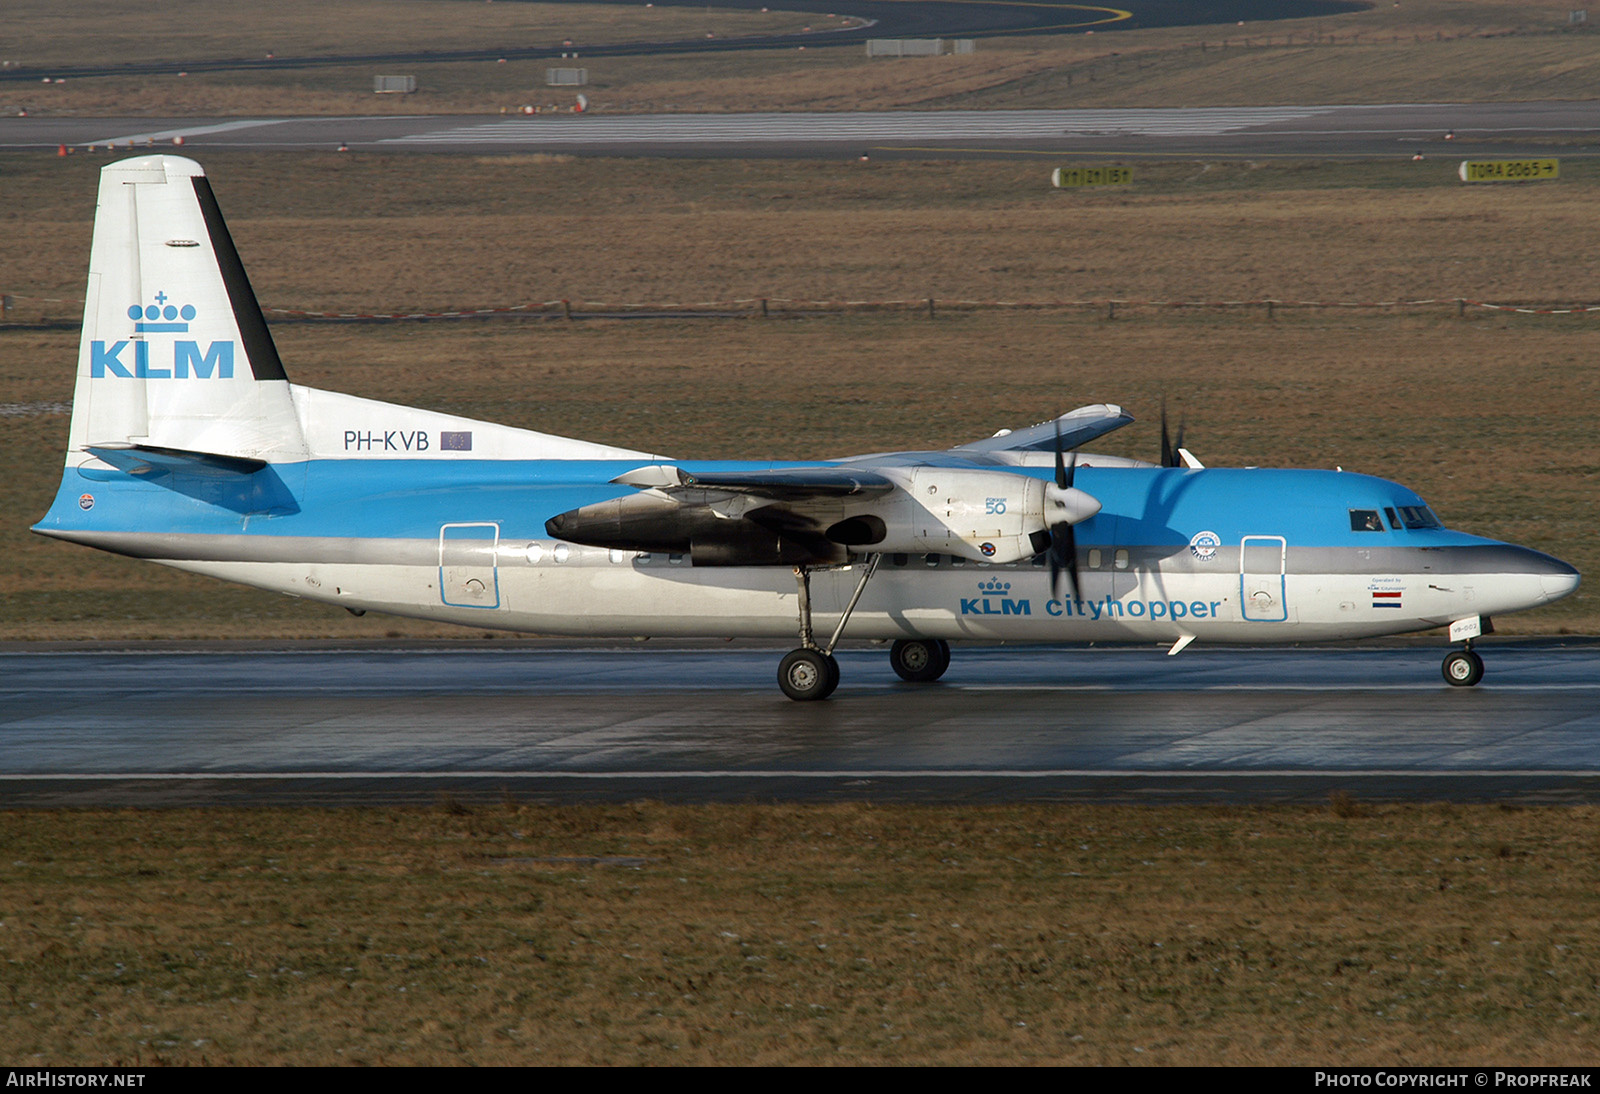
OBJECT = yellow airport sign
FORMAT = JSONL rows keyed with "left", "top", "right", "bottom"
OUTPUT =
{"left": 1052, "top": 166, "right": 1133, "bottom": 189}
{"left": 1458, "top": 159, "right": 1559, "bottom": 183}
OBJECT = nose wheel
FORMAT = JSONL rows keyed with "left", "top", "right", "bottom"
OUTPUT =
{"left": 1442, "top": 648, "right": 1485, "bottom": 687}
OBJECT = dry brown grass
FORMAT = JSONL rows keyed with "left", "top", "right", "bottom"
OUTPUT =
{"left": 2, "top": 801, "right": 1598, "bottom": 1065}
{"left": 3, "top": 152, "right": 1597, "bottom": 638}
{"left": 2, "top": 0, "right": 813, "bottom": 67}
{"left": 12, "top": 154, "right": 1600, "bottom": 310}
{"left": 7, "top": 0, "right": 1600, "bottom": 117}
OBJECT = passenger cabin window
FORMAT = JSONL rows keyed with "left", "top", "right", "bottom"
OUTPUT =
{"left": 1088, "top": 548, "right": 1103, "bottom": 569}
{"left": 1349, "top": 509, "right": 1385, "bottom": 532}
{"left": 1114, "top": 549, "right": 1130, "bottom": 570}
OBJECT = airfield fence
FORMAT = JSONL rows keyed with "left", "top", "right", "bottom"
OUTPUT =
{"left": 6, "top": 293, "right": 1600, "bottom": 328}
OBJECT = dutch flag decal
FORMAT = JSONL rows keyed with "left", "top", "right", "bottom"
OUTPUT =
{"left": 1372, "top": 590, "right": 1404, "bottom": 609}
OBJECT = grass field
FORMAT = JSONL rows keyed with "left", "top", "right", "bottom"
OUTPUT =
{"left": 3, "top": 801, "right": 1598, "bottom": 1065}
{"left": 5, "top": 1, "right": 1600, "bottom": 116}
{"left": 2, "top": 151, "right": 1596, "bottom": 638}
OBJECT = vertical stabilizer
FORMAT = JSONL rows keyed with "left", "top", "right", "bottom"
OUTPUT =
{"left": 67, "top": 155, "right": 306, "bottom": 466}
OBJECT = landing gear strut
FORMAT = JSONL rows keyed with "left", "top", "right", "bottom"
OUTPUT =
{"left": 779, "top": 555, "right": 881, "bottom": 701}
{"left": 1442, "top": 616, "right": 1492, "bottom": 687}
{"left": 1442, "top": 644, "right": 1485, "bottom": 687}
{"left": 889, "top": 638, "right": 951, "bottom": 683}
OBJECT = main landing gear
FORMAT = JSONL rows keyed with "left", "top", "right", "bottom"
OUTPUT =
{"left": 778, "top": 557, "right": 954, "bottom": 701}
{"left": 779, "top": 556, "right": 881, "bottom": 701}
{"left": 889, "top": 638, "right": 951, "bottom": 683}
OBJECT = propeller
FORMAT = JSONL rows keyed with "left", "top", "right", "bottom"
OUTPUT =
{"left": 1159, "top": 400, "right": 1204, "bottom": 468}
{"left": 1159, "top": 400, "right": 1186, "bottom": 469}
{"left": 1045, "top": 421, "right": 1101, "bottom": 601}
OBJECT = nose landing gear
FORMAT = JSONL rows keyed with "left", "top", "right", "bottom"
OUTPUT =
{"left": 1442, "top": 615, "right": 1492, "bottom": 687}
{"left": 1442, "top": 645, "right": 1485, "bottom": 687}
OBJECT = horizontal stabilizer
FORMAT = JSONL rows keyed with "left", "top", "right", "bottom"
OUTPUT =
{"left": 87, "top": 443, "right": 267, "bottom": 479}
{"left": 84, "top": 442, "right": 296, "bottom": 515}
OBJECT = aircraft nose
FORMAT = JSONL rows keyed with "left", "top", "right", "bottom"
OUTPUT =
{"left": 1540, "top": 562, "right": 1581, "bottom": 604}
{"left": 1520, "top": 547, "right": 1580, "bottom": 604}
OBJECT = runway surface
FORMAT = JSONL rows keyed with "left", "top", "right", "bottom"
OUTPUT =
{"left": 6, "top": 101, "right": 1596, "bottom": 160}
{"left": 3, "top": 640, "right": 1598, "bottom": 807}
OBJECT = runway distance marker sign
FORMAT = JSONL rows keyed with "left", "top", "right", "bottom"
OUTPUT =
{"left": 1052, "top": 166, "right": 1132, "bottom": 189}
{"left": 1458, "top": 159, "right": 1559, "bottom": 182}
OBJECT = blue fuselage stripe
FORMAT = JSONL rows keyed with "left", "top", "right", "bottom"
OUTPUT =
{"left": 37, "top": 459, "right": 1498, "bottom": 552}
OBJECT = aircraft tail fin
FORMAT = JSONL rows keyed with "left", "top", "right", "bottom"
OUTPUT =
{"left": 66, "top": 155, "right": 306, "bottom": 467}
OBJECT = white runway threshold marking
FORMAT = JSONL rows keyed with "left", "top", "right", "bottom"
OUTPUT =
{"left": 84, "top": 119, "right": 296, "bottom": 146}
{"left": 381, "top": 107, "right": 1343, "bottom": 145}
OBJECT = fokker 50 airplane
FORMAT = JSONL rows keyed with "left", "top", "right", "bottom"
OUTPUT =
{"left": 34, "top": 156, "right": 1581, "bottom": 699}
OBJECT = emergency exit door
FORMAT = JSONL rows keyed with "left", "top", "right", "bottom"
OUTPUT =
{"left": 1240, "top": 535, "right": 1287, "bottom": 622}
{"left": 439, "top": 522, "right": 501, "bottom": 608}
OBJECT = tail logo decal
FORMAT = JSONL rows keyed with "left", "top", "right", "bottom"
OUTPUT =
{"left": 91, "top": 338, "right": 234, "bottom": 379}
{"left": 127, "top": 292, "right": 196, "bottom": 333}
{"left": 93, "top": 295, "right": 233, "bottom": 379}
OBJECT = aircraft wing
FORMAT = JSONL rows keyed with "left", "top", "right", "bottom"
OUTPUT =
{"left": 611, "top": 464, "right": 894, "bottom": 500}
{"left": 953, "top": 403, "right": 1134, "bottom": 454}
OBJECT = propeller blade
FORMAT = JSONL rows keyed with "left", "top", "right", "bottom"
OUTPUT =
{"left": 1054, "top": 421, "right": 1068, "bottom": 490}
{"left": 1159, "top": 400, "right": 1174, "bottom": 468}
{"left": 1049, "top": 521, "right": 1079, "bottom": 602}
{"left": 1159, "top": 400, "right": 1189, "bottom": 468}
{"left": 1055, "top": 524, "right": 1078, "bottom": 600}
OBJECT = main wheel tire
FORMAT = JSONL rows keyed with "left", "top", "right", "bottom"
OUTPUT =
{"left": 779, "top": 648, "right": 838, "bottom": 701}
{"left": 1442, "top": 649, "right": 1485, "bottom": 687}
{"left": 890, "top": 638, "right": 950, "bottom": 683}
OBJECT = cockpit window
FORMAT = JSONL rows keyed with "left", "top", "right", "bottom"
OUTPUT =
{"left": 1398, "top": 505, "right": 1441, "bottom": 530}
{"left": 1384, "top": 507, "right": 1401, "bottom": 530}
{"left": 1349, "top": 509, "right": 1385, "bottom": 532}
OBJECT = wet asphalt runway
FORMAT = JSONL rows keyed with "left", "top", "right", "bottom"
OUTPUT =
{"left": 2, "top": 640, "right": 1597, "bottom": 806}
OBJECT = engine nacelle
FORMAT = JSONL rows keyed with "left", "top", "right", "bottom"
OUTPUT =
{"left": 825, "top": 468, "right": 1051, "bottom": 564}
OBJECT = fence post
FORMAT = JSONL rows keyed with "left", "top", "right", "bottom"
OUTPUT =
{"left": 760, "top": 297, "right": 768, "bottom": 318}
{"left": 1266, "top": 299, "right": 1275, "bottom": 321}
{"left": 1457, "top": 298, "right": 1466, "bottom": 318}
{"left": 562, "top": 298, "right": 572, "bottom": 321}
{"left": 0, "top": 294, "right": 11, "bottom": 320}
{"left": 1106, "top": 300, "right": 1116, "bottom": 320}
{"left": 927, "top": 297, "right": 935, "bottom": 319}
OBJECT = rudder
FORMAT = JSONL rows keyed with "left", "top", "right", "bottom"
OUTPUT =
{"left": 67, "top": 155, "right": 306, "bottom": 466}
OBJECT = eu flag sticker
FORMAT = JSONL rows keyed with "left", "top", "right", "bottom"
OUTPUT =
{"left": 440, "top": 431, "right": 473, "bottom": 451}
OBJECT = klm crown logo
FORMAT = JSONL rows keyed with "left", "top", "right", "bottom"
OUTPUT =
{"left": 127, "top": 292, "right": 197, "bottom": 333}
{"left": 962, "top": 578, "right": 1030, "bottom": 617}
